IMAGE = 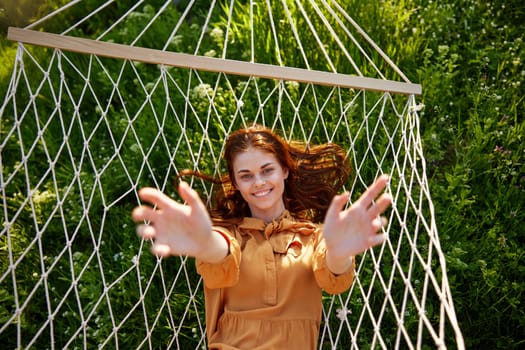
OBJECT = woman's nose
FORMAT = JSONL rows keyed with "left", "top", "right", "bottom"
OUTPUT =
{"left": 254, "top": 174, "right": 266, "bottom": 186}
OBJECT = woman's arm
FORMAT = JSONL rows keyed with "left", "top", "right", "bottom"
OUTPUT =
{"left": 131, "top": 181, "right": 229, "bottom": 263}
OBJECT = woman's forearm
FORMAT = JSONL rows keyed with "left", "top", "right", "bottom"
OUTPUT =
{"left": 195, "top": 230, "right": 229, "bottom": 263}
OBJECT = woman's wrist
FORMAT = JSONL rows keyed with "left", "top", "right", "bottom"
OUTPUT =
{"left": 197, "top": 230, "right": 230, "bottom": 263}
{"left": 326, "top": 250, "right": 353, "bottom": 275}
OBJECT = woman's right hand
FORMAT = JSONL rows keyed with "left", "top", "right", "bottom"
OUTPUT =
{"left": 131, "top": 181, "right": 228, "bottom": 263}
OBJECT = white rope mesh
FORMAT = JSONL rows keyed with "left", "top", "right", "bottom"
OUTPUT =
{"left": 0, "top": 1, "right": 464, "bottom": 349}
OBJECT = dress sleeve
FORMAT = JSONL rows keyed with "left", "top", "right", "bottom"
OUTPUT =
{"left": 312, "top": 233, "right": 355, "bottom": 295}
{"left": 195, "top": 226, "right": 241, "bottom": 289}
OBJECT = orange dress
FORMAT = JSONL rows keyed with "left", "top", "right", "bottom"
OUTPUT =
{"left": 196, "top": 211, "right": 355, "bottom": 350}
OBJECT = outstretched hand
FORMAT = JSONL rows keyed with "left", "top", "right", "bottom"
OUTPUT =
{"left": 131, "top": 181, "right": 228, "bottom": 262}
{"left": 323, "top": 175, "right": 392, "bottom": 273}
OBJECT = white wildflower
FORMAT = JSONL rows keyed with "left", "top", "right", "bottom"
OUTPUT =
{"left": 210, "top": 28, "right": 224, "bottom": 44}
{"left": 336, "top": 307, "right": 352, "bottom": 321}
{"left": 192, "top": 83, "right": 213, "bottom": 99}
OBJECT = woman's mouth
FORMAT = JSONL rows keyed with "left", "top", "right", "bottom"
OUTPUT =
{"left": 252, "top": 188, "right": 272, "bottom": 197}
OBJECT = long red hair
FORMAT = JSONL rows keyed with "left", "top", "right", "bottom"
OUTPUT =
{"left": 180, "top": 125, "right": 350, "bottom": 224}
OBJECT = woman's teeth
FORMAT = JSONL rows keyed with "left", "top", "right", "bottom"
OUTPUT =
{"left": 253, "top": 189, "right": 272, "bottom": 197}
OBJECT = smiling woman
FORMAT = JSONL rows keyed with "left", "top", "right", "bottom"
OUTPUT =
{"left": 232, "top": 148, "right": 289, "bottom": 222}
{"left": 132, "top": 124, "right": 392, "bottom": 349}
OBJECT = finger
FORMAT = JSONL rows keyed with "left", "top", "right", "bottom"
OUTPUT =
{"left": 368, "top": 232, "right": 388, "bottom": 247}
{"left": 136, "top": 224, "right": 156, "bottom": 240}
{"left": 371, "top": 216, "right": 388, "bottom": 232}
{"left": 132, "top": 205, "right": 156, "bottom": 223}
{"left": 368, "top": 193, "right": 392, "bottom": 219}
{"left": 178, "top": 181, "right": 206, "bottom": 210}
{"left": 151, "top": 243, "right": 171, "bottom": 257}
{"left": 357, "top": 174, "right": 390, "bottom": 206}
{"left": 137, "top": 187, "right": 173, "bottom": 209}
{"left": 326, "top": 192, "right": 350, "bottom": 219}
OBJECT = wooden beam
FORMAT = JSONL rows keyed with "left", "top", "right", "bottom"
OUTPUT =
{"left": 8, "top": 27, "right": 421, "bottom": 95}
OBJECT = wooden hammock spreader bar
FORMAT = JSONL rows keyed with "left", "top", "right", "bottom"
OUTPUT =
{"left": 8, "top": 27, "right": 421, "bottom": 95}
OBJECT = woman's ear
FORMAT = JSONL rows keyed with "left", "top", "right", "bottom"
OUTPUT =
{"left": 283, "top": 167, "right": 289, "bottom": 180}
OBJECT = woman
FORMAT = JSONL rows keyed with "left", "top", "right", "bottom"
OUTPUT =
{"left": 132, "top": 125, "right": 391, "bottom": 349}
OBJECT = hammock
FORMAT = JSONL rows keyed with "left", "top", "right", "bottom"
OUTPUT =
{"left": 0, "top": 1, "right": 464, "bottom": 348}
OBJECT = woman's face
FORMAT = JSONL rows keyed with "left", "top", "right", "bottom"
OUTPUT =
{"left": 232, "top": 147, "right": 288, "bottom": 222}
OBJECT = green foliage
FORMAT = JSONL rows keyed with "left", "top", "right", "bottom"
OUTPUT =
{"left": 392, "top": 1, "right": 525, "bottom": 348}
{"left": 0, "top": 0, "right": 69, "bottom": 34}
{"left": 1, "top": 0, "right": 524, "bottom": 349}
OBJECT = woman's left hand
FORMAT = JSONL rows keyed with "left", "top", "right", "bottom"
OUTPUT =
{"left": 323, "top": 174, "right": 392, "bottom": 273}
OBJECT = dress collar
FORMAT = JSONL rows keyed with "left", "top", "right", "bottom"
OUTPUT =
{"left": 238, "top": 210, "right": 317, "bottom": 238}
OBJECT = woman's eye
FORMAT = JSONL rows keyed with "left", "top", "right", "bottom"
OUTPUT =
{"left": 240, "top": 174, "right": 253, "bottom": 180}
{"left": 263, "top": 168, "right": 274, "bottom": 175}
